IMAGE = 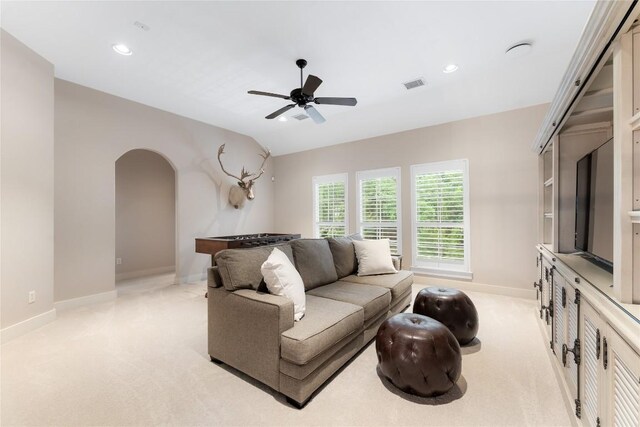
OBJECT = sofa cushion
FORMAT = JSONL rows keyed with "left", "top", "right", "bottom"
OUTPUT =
{"left": 261, "top": 247, "right": 306, "bottom": 321}
{"left": 328, "top": 236, "right": 358, "bottom": 279}
{"left": 291, "top": 239, "right": 338, "bottom": 291}
{"left": 307, "top": 281, "right": 391, "bottom": 322}
{"left": 215, "top": 244, "right": 294, "bottom": 291}
{"left": 353, "top": 239, "right": 397, "bottom": 276}
{"left": 280, "top": 295, "right": 363, "bottom": 365}
{"left": 341, "top": 270, "right": 413, "bottom": 303}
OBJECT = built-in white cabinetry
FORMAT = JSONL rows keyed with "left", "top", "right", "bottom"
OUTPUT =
{"left": 579, "top": 298, "right": 640, "bottom": 427}
{"left": 533, "top": 2, "right": 640, "bottom": 424}
{"left": 537, "top": 245, "right": 640, "bottom": 426}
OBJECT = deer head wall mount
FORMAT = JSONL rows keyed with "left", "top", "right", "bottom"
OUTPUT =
{"left": 217, "top": 144, "right": 271, "bottom": 209}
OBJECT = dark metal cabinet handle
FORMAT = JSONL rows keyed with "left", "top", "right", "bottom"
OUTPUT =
{"left": 562, "top": 338, "right": 581, "bottom": 366}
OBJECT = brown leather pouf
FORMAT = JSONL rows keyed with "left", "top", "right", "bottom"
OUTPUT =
{"left": 413, "top": 287, "right": 479, "bottom": 345}
{"left": 375, "top": 313, "right": 461, "bottom": 397}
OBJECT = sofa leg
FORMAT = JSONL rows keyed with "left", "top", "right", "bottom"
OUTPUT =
{"left": 286, "top": 396, "right": 308, "bottom": 409}
{"left": 210, "top": 355, "right": 223, "bottom": 364}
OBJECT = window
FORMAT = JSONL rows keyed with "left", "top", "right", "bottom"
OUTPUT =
{"left": 356, "top": 167, "right": 401, "bottom": 254}
{"left": 312, "top": 173, "right": 348, "bottom": 238}
{"left": 411, "top": 159, "right": 470, "bottom": 278}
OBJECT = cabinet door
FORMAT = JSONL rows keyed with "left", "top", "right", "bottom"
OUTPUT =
{"left": 605, "top": 328, "right": 640, "bottom": 427}
{"left": 564, "top": 283, "right": 580, "bottom": 411}
{"left": 553, "top": 273, "right": 566, "bottom": 358}
{"left": 541, "top": 257, "right": 553, "bottom": 320}
{"left": 581, "top": 299, "right": 605, "bottom": 427}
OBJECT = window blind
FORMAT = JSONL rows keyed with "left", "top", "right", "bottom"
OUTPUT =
{"left": 313, "top": 174, "right": 348, "bottom": 238}
{"left": 411, "top": 159, "right": 470, "bottom": 275}
{"left": 357, "top": 170, "right": 400, "bottom": 254}
{"left": 415, "top": 170, "right": 464, "bottom": 261}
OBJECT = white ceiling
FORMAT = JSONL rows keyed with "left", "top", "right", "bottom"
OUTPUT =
{"left": 1, "top": 1, "right": 595, "bottom": 156}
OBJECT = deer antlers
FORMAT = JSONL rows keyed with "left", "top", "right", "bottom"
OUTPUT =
{"left": 217, "top": 144, "right": 271, "bottom": 183}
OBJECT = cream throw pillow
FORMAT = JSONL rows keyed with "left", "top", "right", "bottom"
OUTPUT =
{"left": 353, "top": 239, "right": 397, "bottom": 276}
{"left": 261, "top": 247, "right": 306, "bottom": 321}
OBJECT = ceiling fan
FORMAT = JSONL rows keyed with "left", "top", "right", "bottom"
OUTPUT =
{"left": 248, "top": 59, "right": 357, "bottom": 124}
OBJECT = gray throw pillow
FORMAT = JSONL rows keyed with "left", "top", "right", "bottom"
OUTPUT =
{"left": 328, "top": 236, "right": 358, "bottom": 279}
{"left": 291, "top": 239, "right": 339, "bottom": 291}
{"left": 215, "top": 244, "right": 294, "bottom": 291}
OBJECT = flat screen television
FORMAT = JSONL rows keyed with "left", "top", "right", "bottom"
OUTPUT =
{"left": 575, "top": 138, "right": 613, "bottom": 269}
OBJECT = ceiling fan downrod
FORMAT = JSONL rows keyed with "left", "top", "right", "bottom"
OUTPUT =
{"left": 296, "top": 59, "right": 307, "bottom": 89}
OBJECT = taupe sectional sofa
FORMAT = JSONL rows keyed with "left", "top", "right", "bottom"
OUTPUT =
{"left": 207, "top": 237, "right": 413, "bottom": 407}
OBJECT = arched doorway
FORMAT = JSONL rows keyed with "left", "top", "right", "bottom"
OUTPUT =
{"left": 115, "top": 149, "right": 177, "bottom": 288}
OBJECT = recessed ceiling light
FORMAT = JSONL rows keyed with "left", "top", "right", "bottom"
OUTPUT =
{"left": 112, "top": 44, "right": 133, "bottom": 56}
{"left": 278, "top": 116, "right": 287, "bottom": 122}
{"left": 443, "top": 64, "right": 459, "bottom": 73}
{"left": 505, "top": 42, "right": 533, "bottom": 58}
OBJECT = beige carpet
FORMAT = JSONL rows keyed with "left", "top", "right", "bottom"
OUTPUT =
{"left": 1, "top": 282, "right": 572, "bottom": 426}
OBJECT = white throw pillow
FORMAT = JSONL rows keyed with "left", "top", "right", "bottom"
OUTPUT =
{"left": 261, "top": 247, "right": 306, "bottom": 321}
{"left": 353, "top": 239, "right": 398, "bottom": 276}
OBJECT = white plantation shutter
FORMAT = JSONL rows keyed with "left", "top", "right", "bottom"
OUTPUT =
{"left": 610, "top": 331, "right": 640, "bottom": 427}
{"left": 554, "top": 279, "right": 566, "bottom": 356}
{"left": 567, "top": 290, "right": 579, "bottom": 390}
{"left": 313, "top": 173, "right": 348, "bottom": 238}
{"left": 356, "top": 168, "right": 401, "bottom": 254}
{"left": 411, "top": 160, "right": 470, "bottom": 275}
{"left": 582, "top": 314, "right": 600, "bottom": 427}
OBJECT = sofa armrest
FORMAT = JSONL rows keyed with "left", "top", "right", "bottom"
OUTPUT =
{"left": 232, "top": 289, "right": 295, "bottom": 334}
{"left": 207, "top": 266, "right": 222, "bottom": 288}
{"left": 391, "top": 255, "right": 403, "bottom": 270}
{"left": 207, "top": 287, "right": 294, "bottom": 390}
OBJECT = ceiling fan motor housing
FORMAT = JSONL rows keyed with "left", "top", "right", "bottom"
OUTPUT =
{"left": 290, "top": 88, "right": 313, "bottom": 107}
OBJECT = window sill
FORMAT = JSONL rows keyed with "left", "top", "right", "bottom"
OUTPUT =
{"left": 410, "top": 267, "right": 473, "bottom": 281}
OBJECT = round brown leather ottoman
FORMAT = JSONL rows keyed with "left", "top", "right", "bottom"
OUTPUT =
{"left": 375, "top": 313, "right": 461, "bottom": 397}
{"left": 413, "top": 287, "right": 479, "bottom": 345}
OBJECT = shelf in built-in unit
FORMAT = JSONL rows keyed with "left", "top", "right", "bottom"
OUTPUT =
{"left": 629, "top": 211, "right": 640, "bottom": 223}
{"left": 544, "top": 178, "right": 554, "bottom": 187}
{"left": 630, "top": 111, "right": 640, "bottom": 131}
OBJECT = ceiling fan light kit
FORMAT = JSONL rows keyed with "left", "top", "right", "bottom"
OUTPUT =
{"left": 248, "top": 59, "right": 357, "bottom": 124}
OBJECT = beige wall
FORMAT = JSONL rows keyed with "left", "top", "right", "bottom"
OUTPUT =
{"left": 55, "top": 80, "right": 274, "bottom": 302}
{"left": 274, "top": 104, "right": 548, "bottom": 291}
{"left": 115, "top": 149, "right": 176, "bottom": 279}
{"left": 0, "top": 30, "right": 55, "bottom": 328}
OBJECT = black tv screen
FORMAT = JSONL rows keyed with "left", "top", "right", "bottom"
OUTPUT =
{"left": 574, "top": 138, "right": 613, "bottom": 266}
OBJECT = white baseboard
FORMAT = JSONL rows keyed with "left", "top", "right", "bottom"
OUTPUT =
{"left": 115, "top": 266, "right": 175, "bottom": 281}
{"left": 54, "top": 289, "right": 118, "bottom": 312}
{"left": 1, "top": 309, "right": 57, "bottom": 344}
{"left": 117, "top": 273, "right": 177, "bottom": 295}
{"left": 412, "top": 275, "right": 536, "bottom": 300}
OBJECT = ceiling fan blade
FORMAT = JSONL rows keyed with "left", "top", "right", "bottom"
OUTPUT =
{"left": 302, "top": 75, "right": 323, "bottom": 96}
{"left": 314, "top": 97, "right": 358, "bottom": 106}
{"left": 265, "top": 104, "right": 295, "bottom": 119}
{"left": 304, "top": 105, "right": 326, "bottom": 124}
{"left": 248, "top": 90, "right": 290, "bottom": 100}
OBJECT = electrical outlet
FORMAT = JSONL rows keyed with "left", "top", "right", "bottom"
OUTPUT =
{"left": 116, "top": 258, "right": 122, "bottom": 265}
{"left": 28, "top": 290, "right": 36, "bottom": 304}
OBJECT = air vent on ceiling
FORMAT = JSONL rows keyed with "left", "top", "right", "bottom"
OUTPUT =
{"left": 292, "top": 114, "right": 309, "bottom": 121}
{"left": 403, "top": 78, "right": 425, "bottom": 90}
{"left": 133, "top": 21, "right": 151, "bottom": 31}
